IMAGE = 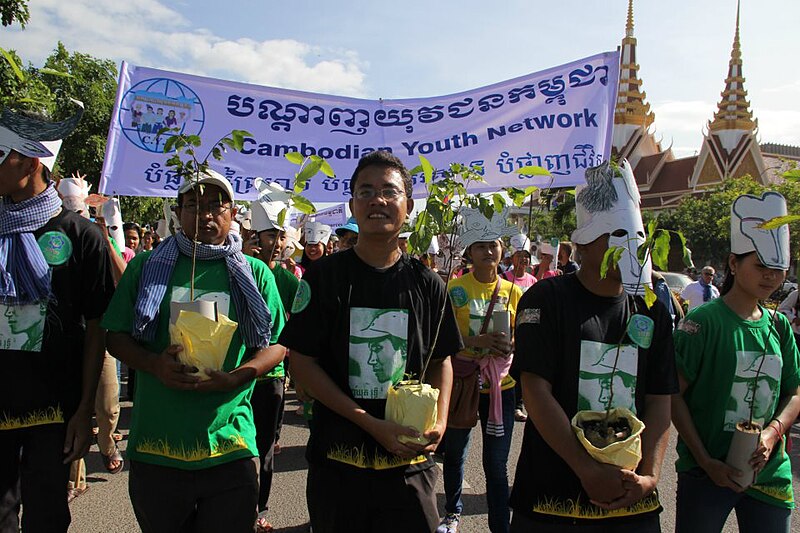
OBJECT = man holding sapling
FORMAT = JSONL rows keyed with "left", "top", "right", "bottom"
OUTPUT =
{"left": 509, "top": 161, "right": 677, "bottom": 531}
{"left": 103, "top": 170, "right": 286, "bottom": 533}
{"left": 279, "top": 151, "right": 461, "bottom": 532}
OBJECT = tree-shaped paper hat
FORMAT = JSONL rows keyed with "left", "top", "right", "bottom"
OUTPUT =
{"left": 458, "top": 207, "right": 517, "bottom": 249}
{"left": 731, "top": 191, "right": 790, "bottom": 270}
{"left": 0, "top": 100, "right": 84, "bottom": 171}
{"left": 251, "top": 178, "right": 292, "bottom": 233}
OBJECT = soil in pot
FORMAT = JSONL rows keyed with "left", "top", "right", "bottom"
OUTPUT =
{"left": 579, "top": 418, "right": 632, "bottom": 449}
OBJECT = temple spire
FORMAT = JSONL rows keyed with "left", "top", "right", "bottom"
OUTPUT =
{"left": 626, "top": 0, "right": 634, "bottom": 38}
{"left": 709, "top": 0, "right": 756, "bottom": 132}
{"left": 614, "top": 0, "right": 655, "bottom": 128}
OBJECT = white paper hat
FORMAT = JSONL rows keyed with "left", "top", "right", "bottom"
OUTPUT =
{"left": 427, "top": 237, "right": 440, "bottom": 255}
{"left": 572, "top": 160, "right": 651, "bottom": 295}
{"left": 251, "top": 178, "right": 292, "bottom": 232}
{"left": 0, "top": 100, "right": 83, "bottom": 171}
{"left": 282, "top": 225, "right": 304, "bottom": 259}
{"left": 539, "top": 238, "right": 560, "bottom": 258}
{"left": 100, "top": 197, "right": 125, "bottom": 247}
{"left": 509, "top": 234, "right": 531, "bottom": 254}
{"left": 234, "top": 205, "right": 252, "bottom": 231}
{"left": 731, "top": 192, "right": 790, "bottom": 270}
{"left": 399, "top": 232, "right": 412, "bottom": 240}
{"left": 229, "top": 220, "right": 240, "bottom": 235}
{"left": 57, "top": 177, "right": 91, "bottom": 199}
{"left": 304, "top": 221, "right": 332, "bottom": 245}
{"left": 458, "top": 207, "right": 517, "bottom": 249}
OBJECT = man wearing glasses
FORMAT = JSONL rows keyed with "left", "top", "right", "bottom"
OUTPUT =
{"left": 680, "top": 266, "right": 720, "bottom": 311}
{"left": 280, "top": 151, "right": 461, "bottom": 532}
{"left": 103, "top": 170, "right": 286, "bottom": 533}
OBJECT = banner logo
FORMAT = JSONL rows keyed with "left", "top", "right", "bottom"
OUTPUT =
{"left": 118, "top": 77, "right": 205, "bottom": 153}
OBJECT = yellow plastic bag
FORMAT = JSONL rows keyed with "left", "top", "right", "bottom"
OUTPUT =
{"left": 571, "top": 407, "right": 645, "bottom": 470}
{"left": 385, "top": 380, "right": 439, "bottom": 445}
{"left": 168, "top": 310, "right": 238, "bottom": 381}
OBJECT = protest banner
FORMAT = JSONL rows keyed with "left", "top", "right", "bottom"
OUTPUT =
{"left": 100, "top": 51, "right": 619, "bottom": 201}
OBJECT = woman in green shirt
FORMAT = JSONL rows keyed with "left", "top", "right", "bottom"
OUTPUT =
{"left": 672, "top": 192, "right": 800, "bottom": 533}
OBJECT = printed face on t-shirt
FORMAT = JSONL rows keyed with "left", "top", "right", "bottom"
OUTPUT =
{"left": 577, "top": 340, "right": 638, "bottom": 413}
{"left": 724, "top": 351, "right": 781, "bottom": 430}
{"left": 348, "top": 307, "right": 408, "bottom": 400}
{"left": 0, "top": 302, "right": 47, "bottom": 352}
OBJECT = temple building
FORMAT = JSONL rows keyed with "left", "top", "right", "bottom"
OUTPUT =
{"left": 612, "top": 0, "right": 787, "bottom": 210}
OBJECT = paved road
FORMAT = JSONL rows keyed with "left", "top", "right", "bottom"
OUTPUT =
{"left": 68, "top": 393, "right": 800, "bottom": 532}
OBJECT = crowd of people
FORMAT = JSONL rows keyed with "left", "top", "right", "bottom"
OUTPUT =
{"left": 0, "top": 107, "right": 798, "bottom": 533}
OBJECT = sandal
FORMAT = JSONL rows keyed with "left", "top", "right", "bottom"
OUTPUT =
{"left": 112, "top": 431, "right": 123, "bottom": 442}
{"left": 255, "top": 512, "right": 274, "bottom": 533}
{"left": 67, "top": 484, "right": 89, "bottom": 503}
{"left": 101, "top": 446, "right": 124, "bottom": 474}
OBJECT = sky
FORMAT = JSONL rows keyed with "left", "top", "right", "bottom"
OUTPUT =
{"left": 2, "top": 0, "right": 799, "bottom": 161}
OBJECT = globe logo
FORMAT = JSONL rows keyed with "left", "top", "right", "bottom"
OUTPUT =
{"left": 118, "top": 77, "right": 205, "bottom": 153}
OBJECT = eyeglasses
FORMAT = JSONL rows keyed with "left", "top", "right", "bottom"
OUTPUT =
{"left": 352, "top": 187, "right": 405, "bottom": 201}
{"left": 180, "top": 202, "right": 231, "bottom": 215}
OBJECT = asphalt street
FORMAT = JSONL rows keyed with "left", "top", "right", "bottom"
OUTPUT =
{"left": 66, "top": 393, "right": 800, "bottom": 532}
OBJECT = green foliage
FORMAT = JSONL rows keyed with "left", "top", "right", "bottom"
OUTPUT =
{"left": 118, "top": 196, "right": 165, "bottom": 226}
{"left": 0, "top": 43, "right": 118, "bottom": 187}
{"left": 657, "top": 175, "right": 800, "bottom": 267}
{"left": 600, "top": 246, "right": 624, "bottom": 280}
{"left": 0, "top": 0, "right": 29, "bottom": 28}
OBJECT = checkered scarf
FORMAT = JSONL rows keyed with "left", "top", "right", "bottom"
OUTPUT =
{"left": 0, "top": 183, "right": 62, "bottom": 305}
{"left": 132, "top": 230, "right": 272, "bottom": 348}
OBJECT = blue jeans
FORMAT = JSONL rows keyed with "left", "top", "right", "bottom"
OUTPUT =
{"left": 443, "top": 386, "right": 515, "bottom": 533}
{"left": 676, "top": 468, "right": 792, "bottom": 533}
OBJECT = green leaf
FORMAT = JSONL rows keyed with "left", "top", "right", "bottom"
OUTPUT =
{"left": 0, "top": 47, "right": 25, "bottom": 82}
{"left": 652, "top": 230, "right": 671, "bottom": 271}
{"left": 319, "top": 159, "right": 336, "bottom": 178}
{"left": 517, "top": 165, "right": 551, "bottom": 177}
{"left": 39, "top": 67, "right": 74, "bottom": 78}
{"left": 211, "top": 147, "right": 223, "bottom": 161}
{"left": 674, "top": 231, "right": 693, "bottom": 268}
{"left": 756, "top": 215, "right": 800, "bottom": 230}
{"left": 564, "top": 188, "right": 576, "bottom": 196}
{"left": 600, "top": 246, "right": 619, "bottom": 279}
{"left": 524, "top": 186, "right": 539, "bottom": 196}
{"left": 295, "top": 159, "right": 323, "bottom": 193}
{"left": 647, "top": 218, "right": 657, "bottom": 238}
{"left": 285, "top": 152, "right": 304, "bottom": 165}
{"left": 420, "top": 155, "right": 434, "bottom": 184}
{"left": 643, "top": 284, "right": 657, "bottom": 309}
{"left": 163, "top": 136, "right": 179, "bottom": 154}
{"left": 277, "top": 208, "right": 287, "bottom": 228}
{"left": 492, "top": 193, "right": 505, "bottom": 213}
{"left": 291, "top": 195, "right": 316, "bottom": 214}
{"left": 408, "top": 164, "right": 423, "bottom": 176}
{"left": 230, "top": 130, "right": 251, "bottom": 151}
{"left": 782, "top": 169, "right": 800, "bottom": 182}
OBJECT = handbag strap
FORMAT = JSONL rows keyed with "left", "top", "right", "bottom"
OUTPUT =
{"left": 479, "top": 278, "right": 502, "bottom": 335}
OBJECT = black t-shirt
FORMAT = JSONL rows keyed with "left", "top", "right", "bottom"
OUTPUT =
{"left": 509, "top": 273, "right": 678, "bottom": 523}
{"left": 0, "top": 209, "right": 115, "bottom": 430}
{"left": 279, "top": 249, "right": 462, "bottom": 472}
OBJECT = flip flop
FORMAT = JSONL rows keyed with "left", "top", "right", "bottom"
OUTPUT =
{"left": 67, "top": 484, "right": 89, "bottom": 503}
{"left": 255, "top": 512, "right": 274, "bottom": 533}
{"left": 112, "top": 432, "right": 123, "bottom": 442}
{"left": 101, "top": 446, "right": 124, "bottom": 474}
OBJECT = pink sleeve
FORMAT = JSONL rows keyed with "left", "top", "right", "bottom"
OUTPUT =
{"left": 122, "top": 247, "right": 136, "bottom": 263}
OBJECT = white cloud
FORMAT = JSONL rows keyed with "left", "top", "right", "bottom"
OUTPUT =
{"left": 0, "top": 0, "right": 366, "bottom": 96}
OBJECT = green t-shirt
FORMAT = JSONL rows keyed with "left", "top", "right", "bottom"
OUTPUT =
{"left": 260, "top": 263, "right": 299, "bottom": 379}
{"left": 674, "top": 298, "right": 800, "bottom": 508}
{"left": 101, "top": 250, "right": 285, "bottom": 470}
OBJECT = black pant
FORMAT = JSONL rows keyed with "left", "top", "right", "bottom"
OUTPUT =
{"left": 0, "top": 423, "right": 71, "bottom": 533}
{"left": 129, "top": 457, "right": 259, "bottom": 533}
{"left": 252, "top": 377, "right": 284, "bottom": 511}
{"left": 307, "top": 462, "right": 439, "bottom": 533}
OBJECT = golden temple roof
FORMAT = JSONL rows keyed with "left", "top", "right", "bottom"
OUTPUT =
{"left": 709, "top": 0, "right": 756, "bottom": 132}
{"left": 615, "top": 0, "right": 656, "bottom": 128}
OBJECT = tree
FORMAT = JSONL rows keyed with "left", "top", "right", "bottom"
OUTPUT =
{"left": 0, "top": 0, "right": 29, "bottom": 28}
{"left": 42, "top": 42, "right": 118, "bottom": 185}
{"left": 657, "top": 175, "right": 800, "bottom": 271}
